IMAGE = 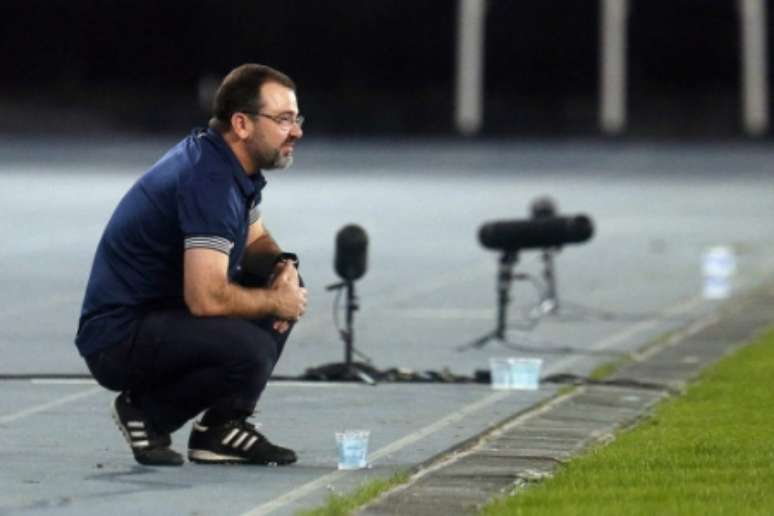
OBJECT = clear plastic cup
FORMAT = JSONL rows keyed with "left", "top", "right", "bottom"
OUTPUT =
{"left": 702, "top": 246, "right": 736, "bottom": 277}
{"left": 489, "top": 357, "right": 512, "bottom": 390}
{"left": 335, "top": 430, "right": 370, "bottom": 470}
{"left": 703, "top": 274, "right": 731, "bottom": 299}
{"left": 509, "top": 358, "right": 543, "bottom": 390}
{"left": 490, "top": 357, "right": 543, "bottom": 390}
{"left": 702, "top": 246, "right": 736, "bottom": 300}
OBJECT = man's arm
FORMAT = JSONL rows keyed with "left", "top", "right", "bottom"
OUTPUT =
{"left": 241, "top": 218, "right": 285, "bottom": 278}
{"left": 183, "top": 247, "right": 306, "bottom": 319}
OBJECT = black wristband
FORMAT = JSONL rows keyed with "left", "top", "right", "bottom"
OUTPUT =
{"left": 274, "top": 252, "right": 299, "bottom": 268}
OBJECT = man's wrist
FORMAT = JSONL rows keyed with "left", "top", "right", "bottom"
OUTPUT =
{"left": 274, "top": 252, "right": 299, "bottom": 268}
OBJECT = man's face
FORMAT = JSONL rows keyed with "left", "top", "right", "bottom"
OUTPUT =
{"left": 245, "top": 81, "right": 303, "bottom": 171}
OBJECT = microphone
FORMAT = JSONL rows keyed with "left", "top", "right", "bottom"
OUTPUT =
{"left": 334, "top": 224, "right": 368, "bottom": 281}
{"left": 530, "top": 196, "right": 557, "bottom": 219}
{"left": 479, "top": 215, "right": 594, "bottom": 251}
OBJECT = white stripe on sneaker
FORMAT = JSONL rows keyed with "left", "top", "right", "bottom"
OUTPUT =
{"left": 243, "top": 436, "right": 258, "bottom": 451}
{"left": 127, "top": 421, "right": 145, "bottom": 429}
{"left": 222, "top": 428, "right": 240, "bottom": 445}
{"left": 233, "top": 432, "right": 248, "bottom": 448}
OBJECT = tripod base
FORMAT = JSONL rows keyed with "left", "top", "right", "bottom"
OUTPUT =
{"left": 457, "top": 329, "right": 505, "bottom": 351}
{"left": 458, "top": 331, "right": 545, "bottom": 353}
{"left": 458, "top": 331, "right": 542, "bottom": 353}
{"left": 303, "top": 361, "right": 380, "bottom": 385}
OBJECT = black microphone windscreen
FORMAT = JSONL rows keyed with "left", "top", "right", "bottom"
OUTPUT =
{"left": 334, "top": 224, "right": 368, "bottom": 281}
{"left": 479, "top": 215, "right": 594, "bottom": 251}
{"left": 530, "top": 196, "right": 557, "bottom": 219}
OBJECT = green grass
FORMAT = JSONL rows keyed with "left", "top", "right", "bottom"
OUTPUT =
{"left": 587, "top": 359, "right": 620, "bottom": 381}
{"left": 481, "top": 327, "right": 774, "bottom": 516}
{"left": 296, "top": 471, "right": 410, "bottom": 516}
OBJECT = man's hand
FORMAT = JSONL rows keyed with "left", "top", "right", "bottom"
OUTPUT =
{"left": 272, "top": 320, "right": 291, "bottom": 334}
{"left": 270, "top": 261, "right": 307, "bottom": 322}
{"left": 184, "top": 248, "right": 305, "bottom": 321}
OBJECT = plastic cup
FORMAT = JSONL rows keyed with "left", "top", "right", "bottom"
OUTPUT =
{"left": 489, "top": 358, "right": 512, "bottom": 390}
{"left": 702, "top": 246, "right": 736, "bottom": 277}
{"left": 490, "top": 357, "right": 543, "bottom": 390}
{"left": 335, "top": 430, "right": 370, "bottom": 470}
{"left": 509, "top": 358, "right": 543, "bottom": 390}
{"left": 702, "top": 246, "right": 736, "bottom": 299}
{"left": 703, "top": 275, "right": 731, "bottom": 299}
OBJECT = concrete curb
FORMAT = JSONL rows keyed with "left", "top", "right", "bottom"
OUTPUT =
{"left": 357, "top": 283, "right": 774, "bottom": 515}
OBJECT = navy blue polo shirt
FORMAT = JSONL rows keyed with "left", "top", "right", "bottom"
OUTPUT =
{"left": 75, "top": 128, "right": 267, "bottom": 357}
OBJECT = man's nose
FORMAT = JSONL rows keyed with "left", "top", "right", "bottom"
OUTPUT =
{"left": 290, "top": 123, "right": 303, "bottom": 139}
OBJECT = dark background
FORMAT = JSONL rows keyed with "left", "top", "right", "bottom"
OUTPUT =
{"left": 0, "top": 0, "right": 770, "bottom": 138}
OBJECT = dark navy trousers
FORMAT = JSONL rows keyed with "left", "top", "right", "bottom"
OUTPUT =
{"left": 85, "top": 274, "right": 295, "bottom": 434}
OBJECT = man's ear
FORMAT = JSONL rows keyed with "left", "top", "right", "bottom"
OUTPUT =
{"left": 230, "top": 113, "right": 251, "bottom": 140}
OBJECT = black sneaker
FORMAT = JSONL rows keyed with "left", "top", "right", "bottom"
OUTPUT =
{"left": 112, "top": 392, "right": 184, "bottom": 467}
{"left": 188, "top": 418, "right": 297, "bottom": 465}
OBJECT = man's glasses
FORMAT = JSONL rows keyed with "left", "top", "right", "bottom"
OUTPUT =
{"left": 243, "top": 111, "right": 305, "bottom": 130}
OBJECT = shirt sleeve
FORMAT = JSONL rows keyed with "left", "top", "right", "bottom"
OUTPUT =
{"left": 183, "top": 235, "right": 233, "bottom": 254}
{"left": 177, "top": 168, "right": 241, "bottom": 256}
{"left": 249, "top": 204, "right": 261, "bottom": 225}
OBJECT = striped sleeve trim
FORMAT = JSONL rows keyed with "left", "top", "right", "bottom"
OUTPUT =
{"left": 249, "top": 206, "right": 261, "bottom": 225}
{"left": 184, "top": 236, "right": 234, "bottom": 255}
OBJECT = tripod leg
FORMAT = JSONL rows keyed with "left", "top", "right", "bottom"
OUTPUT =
{"left": 458, "top": 251, "right": 518, "bottom": 352}
{"left": 457, "top": 330, "right": 498, "bottom": 351}
{"left": 542, "top": 250, "right": 559, "bottom": 314}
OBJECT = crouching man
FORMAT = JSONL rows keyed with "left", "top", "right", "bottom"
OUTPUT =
{"left": 75, "top": 64, "right": 307, "bottom": 466}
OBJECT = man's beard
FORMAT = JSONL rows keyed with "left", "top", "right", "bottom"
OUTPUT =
{"left": 255, "top": 146, "right": 293, "bottom": 170}
{"left": 268, "top": 149, "right": 293, "bottom": 170}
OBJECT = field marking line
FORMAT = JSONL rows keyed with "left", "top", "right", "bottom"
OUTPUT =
{"left": 0, "top": 292, "right": 83, "bottom": 320}
{"left": 30, "top": 379, "right": 97, "bottom": 385}
{"left": 0, "top": 387, "right": 100, "bottom": 425}
{"left": 239, "top": 390, "right": 512, "bottom": 516}
{"left": 543, "top": 295, "right": 706, "bottom": 376}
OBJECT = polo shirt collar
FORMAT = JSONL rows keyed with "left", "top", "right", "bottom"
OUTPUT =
{"left": 205, "top": 128, "right": 267, "bottom": 197}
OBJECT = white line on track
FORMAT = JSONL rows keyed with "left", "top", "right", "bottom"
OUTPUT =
{"left": 0, "top": 292, "right": 83, "bottom": 320}
{"left": 240, "top": 294, "right": 712, "bottom": 516}
{"left": 290, "top": 259, "right": 492, "bottom": 336}
{"left": 15, "top": 379, "right": 348, "bottom": 388}
{"left": 267, "top": 381, "right": 363, "bottom": 388}
{"left": 240, "top": 390, "right": 513, "bottom": 516}
{"left": 543, "top": 295, "right": 705, "bottom": 376}
{"left": 371, "top": 259, "right": 491, "bottom": 306}
{"left": 0, "top": 223, "right": 105, "bottom": 258}
{"left": 0, "top": 387, "right": 100, "bottom": 425}
{"left": 30, "top": 379, "right": 97, "bottom": 385}
{"left": 378, "top": 307, "right": 494, "bottom": 320}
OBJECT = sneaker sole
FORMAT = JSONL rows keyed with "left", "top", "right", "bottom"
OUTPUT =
{"left": 188, "top": 449, "right": 295, "bottom": 466}
{"left": 188, "top": 449, "right": 249, "bottom": 464}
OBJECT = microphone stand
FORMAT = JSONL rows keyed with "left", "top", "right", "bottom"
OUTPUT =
{"left": 458, "top": 250, "right": 519, "bottom": 350}
{"left": 306, "top": 280, "right": 377, "bottom": 385}
{"left": 539, "top": 247, "right": 559, "bottom": 314}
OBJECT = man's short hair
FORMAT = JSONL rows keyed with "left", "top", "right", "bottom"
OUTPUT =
{"left": 209, "top": 64, "right": 296, "bottom": 132}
